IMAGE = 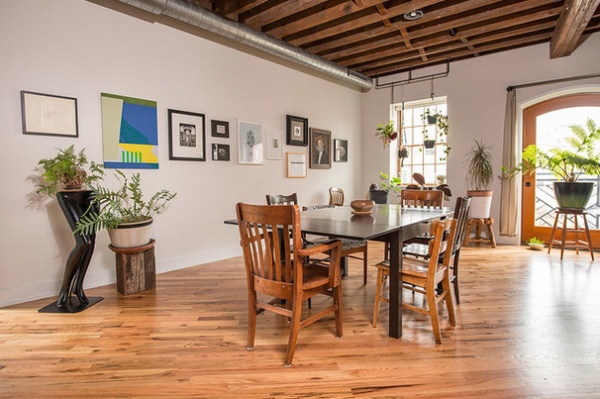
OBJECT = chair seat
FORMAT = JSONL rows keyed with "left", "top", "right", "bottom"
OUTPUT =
{"left": 302, "top": 263, "right": 334, "bottom": 290}
{"left": 342, "top": 239, "right": 366, "bottom": 251}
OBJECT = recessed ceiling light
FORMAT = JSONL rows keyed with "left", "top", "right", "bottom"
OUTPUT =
{"left": 403, "top": 10, "right": 423, "bottom": 21}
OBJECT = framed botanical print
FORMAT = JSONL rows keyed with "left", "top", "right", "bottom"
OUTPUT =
{"left": 286, "top": 152, "right": 307, "bottom": 178}
{"left": 333, "top": 139, "right": 348, "bottom": 162}
{"left": 286, "top": 115, "right": 308, "bottom": 146}
{"left": 238, "top": 120, "right": 263, "bottom": 164}
{"left": 168, "top": 109, "right": 206, "bottom": 161}
{"left": 309, "top": 127, "right": 331, "bottom": 169}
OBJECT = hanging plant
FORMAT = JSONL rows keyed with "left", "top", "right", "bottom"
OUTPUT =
{"left": 375, "top": 120, "right": 398, "bottom": 148}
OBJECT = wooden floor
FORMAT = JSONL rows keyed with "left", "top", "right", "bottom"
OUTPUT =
{"left": 1, "top": 244, "right": 600, "bottom": 398}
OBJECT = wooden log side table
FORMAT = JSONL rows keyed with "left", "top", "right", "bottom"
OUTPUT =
{"left": 464, "top": 217, "right": 496, "bottom": 248}
{"left": 547, "top": 208, "right": 594, "bottom": 260}
{"left": 109, "top": 239, "right": 156, "bottom": 295}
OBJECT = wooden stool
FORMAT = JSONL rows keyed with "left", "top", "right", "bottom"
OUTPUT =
{"left": 548, "top": 208, "right": 594, "bottom": 260}
{"left": 464, "top": 217, "right": 496, "bottom": 248}
{"left": 109, "top": 239, "right": 156, "bottom": 295}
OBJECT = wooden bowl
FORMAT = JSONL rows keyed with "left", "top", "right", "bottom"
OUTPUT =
{"left": 350, "top": 200, "right": 375, "bottom": 213}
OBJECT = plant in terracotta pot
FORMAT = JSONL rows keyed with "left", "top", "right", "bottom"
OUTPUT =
{"left": 369, "top": 172, "right": 402, "bottom": 204}
{"left": 34, "top": 145, "right": 103, "bottom": 197}
{"left": 375, "top": 120, "right": 398, "bottom": 148}
{"left": 74, "top": 170, "right": 177, "bottom": 248}
{"left": 466, "top": 139, "right": 494, "bottom": 218}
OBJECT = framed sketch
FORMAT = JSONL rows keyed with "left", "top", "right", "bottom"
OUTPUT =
{"left": 21, "top": 91, "right": 78, "bottom": 137}
{"left": 268, "top": 130, "right": 284, "bottom": 159}
{"left": 211, "top": 119, "right": 229, "bottom": 138}
{"left": 286, "top": 152, "right": 307, "bottom": 178}
{"left": 333, "top": 139, "right": 348, "bottom": 162}
{"left": 309, "top": 127, "right": 331, "bottom": 169}
{"left": 212, "top": 143, "right": 230, "bottom": 161}
{"left": 238, "top": 120, "right": 263, "bottom": 164}
{"left": 168, "top": 109, "right": 206, "bottom": 161}
{"left": 286, "top": 115, "right": 308, "bottom": 146}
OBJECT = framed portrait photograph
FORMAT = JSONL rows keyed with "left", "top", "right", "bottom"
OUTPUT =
{"left": 286, "top": 152, "right": 307, "bottom": 178}
{"left": 309, "top": 127, "right": 331, "bottom": 169}
{"left": 333, "top": 139, "right": 348, "bottom": 162}
{"left": 212, "top": 143, "right": 230, "bottom": 161}
{"left": 286, "top": 115, "right": 308, "bottom": 146}
{"left": 21, "top": 91, "right": 78, "bottom": 137}
{"left": 211, "top": 119, "right": 229, "bottom": 138}
{"left": 168, "top": 109, "right": 206, "bottom": 161}
{"left": 267, "top": 130, "right": 284, "bottom": 160}
{"left": 238, "top": 120, "right": 263, "bottom": 165}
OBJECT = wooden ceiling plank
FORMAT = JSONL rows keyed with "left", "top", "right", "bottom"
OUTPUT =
{"left": 321, "top": 6, "right": 560, "bottom": 62}
{"left": 550, "top": 0, "right": 600, "bottom": 58}
{"left": 210, "top": 0, "right": 268, "bottom": 19}
{"left": 399, "top": 26, "right": 412, "bottom": 49}
{"left": 240, "top": 0, "right": 330, "bottom": 29}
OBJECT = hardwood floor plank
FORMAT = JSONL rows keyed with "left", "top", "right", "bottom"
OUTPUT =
{"left": 1, "top": 244, "right": 599, "bottom": 397}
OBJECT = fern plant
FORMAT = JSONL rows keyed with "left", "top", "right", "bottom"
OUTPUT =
{"left": 74, "top": 170, "right": 176, "bottom": 236}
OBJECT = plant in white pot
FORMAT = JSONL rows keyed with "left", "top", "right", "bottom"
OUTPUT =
{"left": 74, "top": 170, "right": 177, "bottom": 248}
{"left": 466, "top": 140, "right": 494, "bottom": 218}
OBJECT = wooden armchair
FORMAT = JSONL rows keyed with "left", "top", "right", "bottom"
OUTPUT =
{"left": 373, "top": 218, "right": 457, "bottom": 344}
{"left": 236, "top": 203, "right": 343, "bottom": 367}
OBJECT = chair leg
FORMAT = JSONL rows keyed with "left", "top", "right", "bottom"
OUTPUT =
{"left": 284, "top": 296, "right": 303, "bottom": 367}
{"left": 362, "top": 246, "right": 368, "bottom": 285}
{"left": 333, "top": 285, "right": 343, "bottom": 338}
{"left": 453, "top": 252, "right": 461, "bottom": 305}
{"left": 443, "top": 273, "right": 456, "bottom": 326}
{"left": 246, "top": 292, "right": 258, "bottom": 350}
{"left": 372, "top": 267, "right": 384, "bottom": 327}
{"left": 427, "top": 285, "right": 442, "bottom": 344}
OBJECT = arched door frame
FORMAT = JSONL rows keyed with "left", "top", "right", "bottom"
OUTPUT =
{"left": 521, "top": 89, "right": 600, "bottom": 244}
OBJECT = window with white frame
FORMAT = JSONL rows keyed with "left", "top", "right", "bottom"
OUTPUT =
{"left": 396, "top": 97, "right": 448, "bottom": 186}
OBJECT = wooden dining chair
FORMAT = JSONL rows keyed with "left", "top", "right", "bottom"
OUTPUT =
{"left": 400, "top": 189, "right": 444, "bottom": 208}
{"left": 303, "top": 205, "right": 369, "bottom": 285}
{"left": 328, "top": 187, "right": 344, "bottom": 206}
{"left": 403, "top": 196, "right": 472, "bottom": 304}
{"left": 266, "top": 193, "right": 298, "bottom": 206}
{"left": 236, "top": 203, "right": 343, "bottom": 367}
{"left": 372, "top": 218, "right": 457, "bottom": 344}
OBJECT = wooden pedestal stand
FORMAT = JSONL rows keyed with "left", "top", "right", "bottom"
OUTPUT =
{"left": 109, "top": 239, "right": 156, "bottom": 295}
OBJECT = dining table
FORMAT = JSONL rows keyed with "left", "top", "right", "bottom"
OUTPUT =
{"left": 299, "top": 204, "right": 453, "bottom": 338}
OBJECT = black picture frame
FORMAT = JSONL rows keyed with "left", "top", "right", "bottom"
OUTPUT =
{"left": 211, "top": 119, "right": 229, "bottom": 138}
{"left": 286, "top": 115, "right": 308, "bottom": 146}
{"left": 309, "top": 127, "right": 331, "bottom": 169}
{"left": 21, "top": 91, "right": 79, "bottom": 137}
{"left": 212, "top": 144, "right": 230, "bottom": 161}
{"left": 333, "top": 139, "right": 348, "bottom": 162}
{"left": 168, "top": 109, "right": 206, "bottom": 161}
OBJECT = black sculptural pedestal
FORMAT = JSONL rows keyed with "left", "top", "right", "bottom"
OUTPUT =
{"left": 39, "top": 190, "right": 103, "bottom": 314}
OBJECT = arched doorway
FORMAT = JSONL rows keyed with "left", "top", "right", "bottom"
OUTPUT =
{"left": 521, "top": 92, "right": 600, "bottom": 245}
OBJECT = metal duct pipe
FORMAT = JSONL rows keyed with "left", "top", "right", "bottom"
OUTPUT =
{"left": 113, "top": 0, "right": 373, "bottom": 91}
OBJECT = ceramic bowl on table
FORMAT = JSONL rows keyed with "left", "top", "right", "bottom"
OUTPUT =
{"left": 350, "top": 200, "right": 375, "bottom": 214}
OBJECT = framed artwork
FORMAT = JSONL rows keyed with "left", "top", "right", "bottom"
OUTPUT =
{"left": 286, "top": 152, "right": 307, "bottom": 178}
{"left": 267, "top": 130, "right": 284, "bottom": 159}
{"left": 101, "top": 93, "right": 159, "bottom": 169}
{"left": 168, "top": 109, "right": 206, "bottom": 161}
{"left": 212, "top": 144, "right": 230, "bottom": 161}
{"left": 21, "top": 91, "right": 78, "bottom": 137}
{"left": 211, "top": 119, "right": 229, "bottom": 138}
{"left": 333, "top": 139, "right": 348, "bottom": 162}
{"left": 238, "top": 120, "right": 263, "bottom": 164}
{"left": 286, "top": 115, "right": 308, "bottom": 146}
{"left": 309, "top": 127, "right": 331, "bottom": 169}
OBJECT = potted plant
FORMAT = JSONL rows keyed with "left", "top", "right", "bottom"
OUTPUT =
{"left": 517, "top": 118, "right": 600, "bottom": 209}
{"left": 369, "top": 172, "right": 402, "bottom": 204}
{"left": 466, "top": 139, "right": 494, "bottom": 218}
{"left": 375, "top": 120, "right": 398, "bottom": 148}
{"left": 527, "top": 237, "right": 545, "bottom": 250}
{"left": 35, "top": 145, "right": 103, "bottom": 197}
{"left": 74, "top": 170, "right": 177, "bottom": 248}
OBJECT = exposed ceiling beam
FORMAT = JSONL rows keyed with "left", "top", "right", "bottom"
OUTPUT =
{"left": 550, "top": 0, "right": 600, "bottom": 58}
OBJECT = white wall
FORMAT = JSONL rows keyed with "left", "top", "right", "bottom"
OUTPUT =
{"left": 362, "top": 33, "right": 600, "bottom": 245}
{"left": 0, "top": 0, "right": 363, "bottom": 306}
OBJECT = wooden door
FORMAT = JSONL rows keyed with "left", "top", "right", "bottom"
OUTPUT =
{"left": 521, "top": 93, "right": 600, "bottom": 245}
